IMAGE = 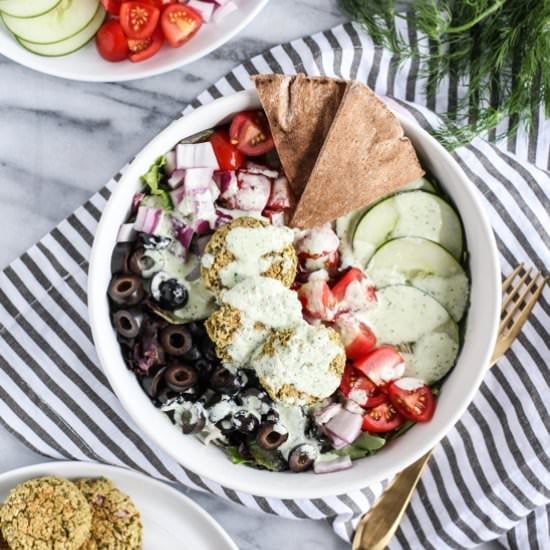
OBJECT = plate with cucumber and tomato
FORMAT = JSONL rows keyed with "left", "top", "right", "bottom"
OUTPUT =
{"left": 0, "top": 0, "right": 269, "bottom": 81}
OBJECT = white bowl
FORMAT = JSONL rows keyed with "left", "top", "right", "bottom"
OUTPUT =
{"left": 89, "top": 89, "right": 501, "bottom": 499}
{"left": 0, "top": 1, "right": 268, "bottom": 82}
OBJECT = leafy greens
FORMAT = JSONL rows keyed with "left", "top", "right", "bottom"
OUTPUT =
{"left": 140, "top": 155, "right": 172, "bottom": 210}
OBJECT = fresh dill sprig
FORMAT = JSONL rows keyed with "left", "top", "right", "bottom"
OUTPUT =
{"left": 339, "top": 0, "right": 550, "bottom": 148}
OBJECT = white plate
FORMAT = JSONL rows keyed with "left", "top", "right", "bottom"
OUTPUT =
{"left": 0, "top": 461, "right": 237, "bottom": 550}
{"left": 0, "top": 0, "right": 269, "bottom": 82}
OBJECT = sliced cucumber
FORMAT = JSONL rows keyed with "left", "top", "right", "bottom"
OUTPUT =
{"left": 2, "top": 0, "right": 99, "bottom": 44}
{"left": 353, "top": 190, "right": 464, "bottom": 264}
{"left": 367, "top": 237, "right": 469, "bottom": 322}
{"left": 0, "top": 0, "right": 61, "bottom": 18}
{"left": 401, "top": 176, "right": 436, "bottom": 193}
{"left": 17, "top": 6, "right": 105, "bottom": 56}
{"left": 358, "top": 285, "right": 459, "bottom": 384}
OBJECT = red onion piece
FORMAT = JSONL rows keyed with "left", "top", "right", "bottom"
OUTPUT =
{"left": 324, "top": 409, "right": 363, "bottom": 444}
{"left": 267, "top": 176, "right": 293, "bottom": 210}
{"left": 212, "top": 0, "right": 238, "bottom": 22}
{"left": 314, "top": 455, "right": 353, "bottom": 474}
{"left": 235, "top": 171, "right": 271, "bottom": 211}
{"left": 133, "top": 206, "right": 163, "bottom": 234}
{"left": 187, "top": 0, "right": 215, "bottom": 21}
{"left": 167, "top": 169, "right": 186, "bottom": 189}
{"left": 244, "top": 161, "right": 279, "bottom": 179}
{"left": 314, "top": 403, "right": 342, "bottom": 426}
{"left": 165, "top": 150, "right": 177, "bottom": 175}
{"left": 193, "top": 219, "right": 211, "bottom": 235}
{"left": 176, "top": 142, "right": 219, "bottom": 169}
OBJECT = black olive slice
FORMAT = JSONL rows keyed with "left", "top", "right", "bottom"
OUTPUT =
{"left": 164, "top": 364, "right": 198, "bottom": 392}
{"left": 112, "top": 308, "right": 143, "bottom": 338}
{"left": 141, "top": 366, "right": 167, "bottom": 399}
{"left": 160, "top": 325, "right": 192, "bottom": 356}
{"left": 108, "top": 274, "right": 144, "bottom": 306}
{"left": 209, "top": 367, "right": 242, "bottom": 394}
{"left": 288, "top": 444, "right": 317, "bottom": 473}
{"left": 232, "top": 410, "right": 260, "bottom": 434}
{"left": 111, "top": 242, "right": 133, "bottom": 274}
{"left": 180, "top": 403, "right": 206, "bottom": 435}
{"left": 256, "top": 423, "right": 289, "bottom": 450}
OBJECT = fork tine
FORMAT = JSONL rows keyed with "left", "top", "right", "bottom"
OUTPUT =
{"left": 499, "top": 273, "right": 546, "bottom": 334}
{"left": 501, "top": 264, "right": 524, "bottom": 293}
{"left": 501, "top": 267, "right": 532, "bottom": 312}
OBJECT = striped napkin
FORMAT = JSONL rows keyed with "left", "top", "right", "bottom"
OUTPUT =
{"left": 0, "top": 19, "right": 548, "bottom": 549}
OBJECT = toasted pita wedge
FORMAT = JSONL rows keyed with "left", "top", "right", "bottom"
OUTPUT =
{"left": 252, "top": 74, "right": 349, "bottom": 197}
{"left": 291, "top": 81, "right": 424, "bottom": 229}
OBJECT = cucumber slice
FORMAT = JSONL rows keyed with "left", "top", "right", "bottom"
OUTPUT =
{"left": 17, "top": 6, "right": 105, "bottom": 56}
{"left": 367, "top": 237, "right": 469, "bottom": 322}
{"left": 401, "top": 176, "right": 436, "bottom": 193}
{"left": 358, "top": 285, "right": 459, "bottom": 384}
{"left": 353, "top": 190, "right": 464, "bottom": 264}
{"left": 0, "top": 0, "right": 61, "bottom": 18}
{"left": 2, "top": 0, "right": 99, "bottom": 44}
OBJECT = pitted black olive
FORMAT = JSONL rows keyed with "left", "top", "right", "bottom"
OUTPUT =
{"left": 141, "top": 366, "right": 167, "bottom": 399}
{"left": 264, "top": 408, "right": 280, "bottom": 424}
{"left": 180, "top": 403, "right": 206, "bottom": 435}
{"left": 150, "top": 272, "right": 188, "bottom": 310}
{"left": 288, "top": 444, "right": 318, "bottom": 473}
{"left": 108, "top": 274, "right": 144, "bottom": 306}
{"left": 232, "top": 410, "right": 260, "bottom": 434}
{"left": 141, "top": 234, "right": 171, "bottom": 250}
{"left": 194, "top": 358, "right": 215, "bottom": 379}
{"left": 199, "top": 335, "right": 218, "bottom": 362}
{"left": 112, "top": 308, "right": 143, "bottom": 338}
{"left": 129, "top": 247, "right": 160, "bottom": 278}
{"left": 210, "top": 367, "right": 242, "bottom": 394}
{"left": 197, "top": 388, "right": 219, "bottom": 408}
{"left": 111, "top": 242, "right": 133, "bottom": 274}
{"left": 160, "top": 325, "right": 192, "bottom": 356}
{"left": 164, "top": 364, "right": 198, "bottom": 392}
{"left": 216, "top": 417, "right": 236, "bottom": 435}
{"left": 256, "top": 423, "right": 289, "bottom": 450}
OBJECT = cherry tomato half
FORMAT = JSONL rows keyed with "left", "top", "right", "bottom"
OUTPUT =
{"left": 101, "top": 0, "right": 122, "bottom": 16}
{"left": 210, "top": 130, "right": 245, "bottom": 171}
{"left": 229, "top": 111, "right": 274, "bottom": 156}
{"left": 340, "top": 365, "right": 387, "bottom": 408}
{"left": 127, "top": 26, "right": 164, "bottom": 63}
{"left": 96, "top": 20, "right": 129, "bottom": 62}
{"left": 161, "top": 5, "right": 203, "bottom": 48}
{"left": 387, "top": 378, "right": 436, "bottom": 422}
{"left": 120, "top": 1, "right": 160, "bottom": 40}
{"left": 362, "top": 401, "right": 404, "bottom": 433}
{"left": 353, "top": 345, "right": 405, "bottom": 386}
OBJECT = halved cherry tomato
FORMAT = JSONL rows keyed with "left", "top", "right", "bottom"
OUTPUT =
{"left": 120, "top": 2, "right": 160, "bottom": 40}
{"left": 144, "top": 0, "right": 175, "bottom": 7}
{"left": 353, "top": 346, "right": 405, "bottom": 386}
{"left": 101, "top": 0, "right": 122, "bottom": 16}
{"left": 362, "top": 401, "right": 404, "bottom": 433}
{"left": 336, "top": 314, "right": 376, "bottom": 360}
{"left": 340, "top": 365, "right": 387, "bottom": 408}
{"left": 210, "top": 130, "right": 245, "bottom": 171}
{"left": 331, "top": 267, "right": 376, "bottom": 304}
{"left": 297, "top": 280, "right": 336, "bottom": 321}
{"left": 127, "top": 26, "right": 164, "bottom": 63}
{"left": 387, "top": 378, "right": 435, "bottom": 422}
{"left": 229, "top": 111, "right": 274, "bottom": 156}
{"left": 96, "top": 20, "right": 129, "bottom": 62}
{"left": 161, "top": 5, "right": 202, "bottom": 48}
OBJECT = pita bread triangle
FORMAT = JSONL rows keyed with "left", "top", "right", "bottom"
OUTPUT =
{"left": 252, "top": 74, "right": 349, "bottom": 198}
{"left": 290, "top": 80, "right": 425, "bottom": 229}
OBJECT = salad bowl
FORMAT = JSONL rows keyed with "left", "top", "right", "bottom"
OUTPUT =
{"left": 88, "top": 89, "right": 500, "bottom": 499}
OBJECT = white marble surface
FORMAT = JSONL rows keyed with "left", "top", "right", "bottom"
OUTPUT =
{"left": 0, "top": 1, "right": 499, "bottom": 548}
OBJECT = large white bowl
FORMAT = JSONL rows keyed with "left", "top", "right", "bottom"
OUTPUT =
{"left": 0, "top": 1, "right": 268, "bottom": 82}
{"left": 89, "top": 89, "right": 501, "bottom": 499}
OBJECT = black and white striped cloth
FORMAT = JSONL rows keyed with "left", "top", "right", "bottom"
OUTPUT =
{"left": 0, "top": 20, "right": 548, "bottom": 549}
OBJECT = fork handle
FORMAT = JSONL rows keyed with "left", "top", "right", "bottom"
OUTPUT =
{"left": 352, "top": 449, "right": 433, "bottom": 550}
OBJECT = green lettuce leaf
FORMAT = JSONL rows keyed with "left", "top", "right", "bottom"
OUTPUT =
{"left": 140, "top": 155, "right": 172, "bottom": 210}
{"left": 226, "top": 446, "right": 253, "bottom": 466}
{"left": 336, "top": 432, "right": 386, "bottom": 459}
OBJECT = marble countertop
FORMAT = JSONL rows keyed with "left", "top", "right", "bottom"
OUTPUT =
{"left": 0, "top": 1, "right": 499, "bottom": 548}
{"left": 0, "top": 1, "right": 350, "bottom": 549}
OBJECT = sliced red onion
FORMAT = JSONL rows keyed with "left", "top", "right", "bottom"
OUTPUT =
{"left": 214, "top": 208, "right": 234, "bottom": 228}
{"left": 117, "top": 223, "right": 137, "bottom": 243}
{"left": 344, "top": 399, "right": 365, "bottom": 415}
{"left": 314, "top": 403, "right": 342, "bottom": 426}
{"left": 266, "top": 176, "right": 293, "bottom": 210}
{"left": 133, "top": 206, "right": 163, "bottom": 234}
{"left": 173, "top": 220, "right": 194, "bottom": 250}
{"left": 324, "top": 430, "right": 349, "bottom": 450}
{"left": 191, "top": 188, "right": 217, "bottom": 229}
{"left": 214, "top": 171, "right": 238, "bottom": 208}
{"left": 245, "top": 161, "right": 279, "bottom": 179}
{"left": 167, "top": 169, "right": 186, "bottom": 189}
{"left": 185, "top": 167, "right": 214, "bottom": 191}
{"left": 187, "top": 0, "right": 215, "bottom": 21}
{"left": 324, "top": 409, "right": 363, "bottom": 444}
{"left": 212, "top": 0, "right": 238, "bottom": 22}
{"left": 176, "top": 142, "right": 219, "bottom": 169}
{"left": 170, "top": 185, "right": 186, "bottom": 207}
{"left": 165, "top": 150, "right": 177, "bottom": 175}
{"left": 314, "top": 455, "right": 353, "bottom": 474}
{"left": 235, "top": 171, "right": 271, "bottom": 211}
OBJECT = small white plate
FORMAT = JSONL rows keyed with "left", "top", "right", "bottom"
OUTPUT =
{"left": 0, "top": 461, "right": 237, "bottom": 550}
{"left": 0, "top": 0, "right": 268, "bottom": 82}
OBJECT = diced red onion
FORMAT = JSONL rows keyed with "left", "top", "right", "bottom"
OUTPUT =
{"left": 323, "top": 430, "right": 349, "bottom": 450}
{"left": 176, "top": 142, "right": 219, "bottom": 169}
{"left": 344, "top": 399, "right": 365, "bottom": 415}
{"left": 324, "top": 409, "right": 363, "bottom": 444}
{"left": 245, "top": 161, "right": 279, "bottom": 179}
{"left": 214, "top": 208, "right": 234, "bottom": 228}
{"left": 187, "top": 0, "right": 215, "bottom": 21}
{"left": 209, "top": 179, "right": 220, "bottom": 202}
{"left": 173, "top": 220, "right": 194, "bottom": 250}
{"left": 266, "top": 176, "right": 293, "bottom": 210}
{"left": 193, "top": 219, "right": 211, "bottom": 235}
{"left": 214, "top": 171, "right": 238, "bottom": 208}
{"left": 314, "top": 403, "right": 342, "bottom": 426}
{"left": 263, "top": 209, "right": 286, "bottom": 226}
{"left": 191, "top": 187, "right": 217, "bottom": 229}
{"left": 185, "top": 167, "right": 214, "bottom": 191}
{"left": 133, "top": 206, "right": 163, "bottom": 234}
{"left": 117, "top": 223, "right": 137, "bottom": 243}
{"left": 170, "top": 185, "right": 186, "bottom": 207}
{"left": 165, "top": 150, "right": 177, "bottom": 175}
{"left": 167, "top": 169, "right": 186, "bottom": 189}
{"left": 212, "top": 0, "right": 238, "bottom": 22}
{"left": 314, "top": 455, "right": 353, "bottom": 474}
{"left": 235, "top": 171, "right": 271, "bottom": 211}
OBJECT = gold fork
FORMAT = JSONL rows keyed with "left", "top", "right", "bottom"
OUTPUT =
{"left": 352, "top": 264, "right": 548, "bottom": 550}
